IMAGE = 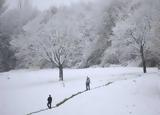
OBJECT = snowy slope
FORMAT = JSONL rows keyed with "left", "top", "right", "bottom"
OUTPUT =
{"left": 40, "top": 76, "right": 160, "bottom": 115}
{"left": 0, "top": 67, "right": 160, "bottom": 115}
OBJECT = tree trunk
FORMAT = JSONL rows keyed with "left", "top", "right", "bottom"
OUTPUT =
{"left": 140, "top": 45, "right": 147, "bottom": 73}
{"left": 59, "top": 65, "right": 63, "bottom": 81}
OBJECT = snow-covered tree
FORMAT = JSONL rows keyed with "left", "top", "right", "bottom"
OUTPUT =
{"left": 110, "top": 0, "right": 160, "bottom": 72}
{"left": 10, "top": 0, "right": 160, "bottom": 71}
{"left": 74, "top": 3, "right": 102, "bottom": 67}
{"left": 11, "top": 6, "right": 84, "bottom": 80}
{"left": 0, "top": 0, "right": 14, "bottom": 71}
{"left": 98, "top": 0, "right": 131, "bottom": 66}
{"left": 0, "top": 0, "right": 38, "bottom": 71}
{"left": 33, "top": 34, "right": 67, "bottom": 81}
{"left": 0, "top": 0, "right": 38, "bottom": 35}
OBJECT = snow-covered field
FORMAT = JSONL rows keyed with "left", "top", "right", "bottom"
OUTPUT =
{"left": 0, "top": 67, "right": 160, "bottom": 115}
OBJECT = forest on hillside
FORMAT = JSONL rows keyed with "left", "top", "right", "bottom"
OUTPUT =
{"left": 0, "top": 0, "right": 160, "bottom": 72}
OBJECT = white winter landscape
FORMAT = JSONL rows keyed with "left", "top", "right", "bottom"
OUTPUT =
{"left": 1, "top": 0, "right": 160, "bottom": 115}
{"left": 0, "top": 67, "right": 160, "bottom": 115}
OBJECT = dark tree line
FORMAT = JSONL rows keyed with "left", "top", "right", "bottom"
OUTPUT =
{"left": 0, "top": 0, "right": 16, "bottom": 72}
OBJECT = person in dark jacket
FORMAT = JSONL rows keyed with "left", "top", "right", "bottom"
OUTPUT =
{"left": 47, "top": 95, "right": 52, "bottom": 109}
{"left": 86, "top": 76, "right": 91, "bottom": 90}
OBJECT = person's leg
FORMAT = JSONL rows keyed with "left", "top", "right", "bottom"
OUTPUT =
{"left": 49, "top": 103, "right": 52, "bottom": 109}
{"left": 48, "top": 103, "right": 51, "bottom": 109}
{"left": 86, "top": 83, "right": 89, "bottom": 90}
{"left": 47, "top": 103, "right": 49, "bottom": 108}
{"left": 86, "top": 84, "right": 88, "bottom": 90}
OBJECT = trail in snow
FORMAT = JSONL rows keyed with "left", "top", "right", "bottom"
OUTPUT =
{"left": 1, "top": 68, "right": 157, "bottom": 115}
{"left": 26, "top": 82, "right": 113, "bottom": 115}
{"left": 26, "top": 73, "right": 146, "bottom": 115}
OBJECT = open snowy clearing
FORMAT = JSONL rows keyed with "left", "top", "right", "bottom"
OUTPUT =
{"left": 0, "top": 67, "right": 160, "bottom": 115}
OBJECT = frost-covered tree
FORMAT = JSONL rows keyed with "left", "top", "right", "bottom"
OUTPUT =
{"left": 11, "top": 6, "right": 83, "bottom": 80}
{"left": 33, "top": 27, "right": 69, "bottom": 81}
{"left": 33, "top": 34, "right": 67, "bottom": 81}
{"left": 74, "top": 3, "right": 101, "bottom": 67}
{"left": 0, "top": 0, "right": 13, "bottom": 71}
{"left": 0, "top": 0, "right": 38, "bottom": 35}
{"left": 110, "top": 0, "right": 160, "bottom": 72}
{"left": 98, "top": 0, "right": 132, "bottom": 66}
{"left": 127, "top": 18, "right": 151, "bottom": 73}
{"left": 11, "top": 0, "right": 160, "bottom": 71}
{"left": 0, "top": 0, "right": 38, "bottom": 71}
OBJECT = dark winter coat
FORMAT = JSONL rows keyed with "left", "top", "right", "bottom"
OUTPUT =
{"left": 48, "top": 96, "right": 52, "bottom": 103}
{"left": 86, "top": 77, "right": 90, "bottom": 85}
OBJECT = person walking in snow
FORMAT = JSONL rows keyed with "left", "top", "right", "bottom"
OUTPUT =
{"left": 47, "top": 95, "right": 52, "bottom": 109}
{"left": 86, "top": 76, "right": 91, "bottom": 90}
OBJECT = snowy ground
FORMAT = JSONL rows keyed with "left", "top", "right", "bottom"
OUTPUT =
{"left": 0, "top": 67, "right": 160, "bottom": 115}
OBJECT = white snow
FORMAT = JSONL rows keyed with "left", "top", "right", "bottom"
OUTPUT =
{"left": 0, "top": 67, "right": 160, "bottom": 115}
